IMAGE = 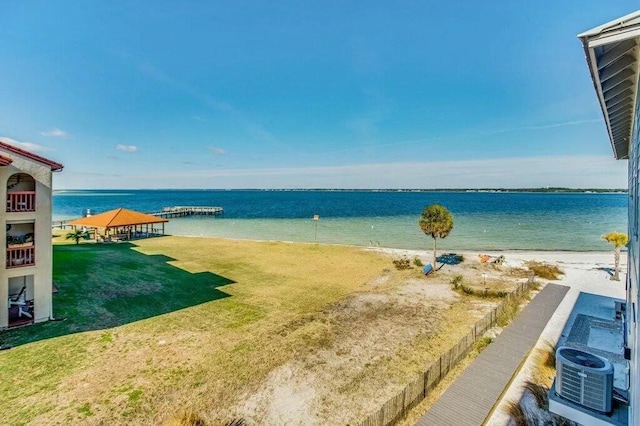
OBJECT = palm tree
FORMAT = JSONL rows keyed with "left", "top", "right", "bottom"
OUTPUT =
{"left": 66, "top": 228, "right": 89, "bottom": 245}
{"left": 419, "top": 204, "right": 454, "bottom": 269}
{"left": 602, "top": 231, "right": 628, "bottom": 281}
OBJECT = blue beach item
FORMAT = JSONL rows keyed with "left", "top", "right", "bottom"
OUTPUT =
{"left": 423, "top": 263, "right": 433, "bottom": 276}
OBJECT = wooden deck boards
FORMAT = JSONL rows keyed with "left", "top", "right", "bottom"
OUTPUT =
{"left": 417, "top": 283, "right": 569, "bottom": 426}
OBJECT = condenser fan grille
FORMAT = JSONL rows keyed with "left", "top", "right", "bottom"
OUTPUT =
{"left": 558, "top": 348, "right": 605, "bottom": 368}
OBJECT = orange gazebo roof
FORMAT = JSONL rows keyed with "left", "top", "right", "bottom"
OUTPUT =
{"left": 67, "top": 208, "right": 168, "bottom": 229}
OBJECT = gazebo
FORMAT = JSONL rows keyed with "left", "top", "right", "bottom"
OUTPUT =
{"left": 67, "top": 208, "right": 168, "bottom": 241}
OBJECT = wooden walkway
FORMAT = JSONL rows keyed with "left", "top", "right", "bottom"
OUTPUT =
{"left": 417, "top": 283, "right": 569, "bottom": 426}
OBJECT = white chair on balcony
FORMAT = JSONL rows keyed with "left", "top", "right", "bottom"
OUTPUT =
{"left": 8, "top": 286, "right": 26, "bottom": 307}
{"left": 8, "top": 286, "right": 32, "bottom": 318}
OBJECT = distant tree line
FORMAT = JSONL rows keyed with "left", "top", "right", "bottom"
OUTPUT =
{"left": 227, "top": 188, "right": 628, "bottom": 193}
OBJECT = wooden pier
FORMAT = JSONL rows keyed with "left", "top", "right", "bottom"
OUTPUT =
{"left": 148, "top": 206, "right": 224, "bottom": 218}
{"left": 52, "top": 206, "right": 223, "bottom": 229}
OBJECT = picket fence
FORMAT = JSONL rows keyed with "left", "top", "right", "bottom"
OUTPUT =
{"left": 357, "top": 275, "right": 535, "bottom": 426}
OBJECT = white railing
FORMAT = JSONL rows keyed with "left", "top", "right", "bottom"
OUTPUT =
{"left": 6, "top": 246, "right": 35, "bottom": 268}
{"left": 6, "top": 191, "right": 36, "bottom": 212}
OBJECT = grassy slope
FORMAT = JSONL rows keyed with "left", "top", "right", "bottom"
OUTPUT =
{"left": 0, "top": 236, "right": 394, "bottom": 424}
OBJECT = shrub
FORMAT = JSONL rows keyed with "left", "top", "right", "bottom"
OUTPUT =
{"left": 461, "top": 285, "right": 475, "bottom": 295}
{"left": 527, "top": 261, "right": 564, "bottom": 280}
{"left": 392, "top": 257, "right": 412, "bottom": 270}
{"left": 474, "top": 336, "right": 493, "bottom": 352}
{"left": 538, "top": 340, "right": 557, "bottom": 369}
{"left": 413, "top": 257, "right": 424, "bottom": 267}
{"left": 497, "top": 296, "right": 522, "bottom": 327}
{"left": 530, "top": 341, "right": 557, "bottom": 386}
{"left": 450, "top": 275, "right": 463, "bottom": 290}
{"left": 524, "top": 380, "right": 549, "bottom": 409}
{"left": 504, "top": 400, "right": 526, "bottom": 426}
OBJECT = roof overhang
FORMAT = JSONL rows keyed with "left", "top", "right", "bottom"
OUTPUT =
{"left": 579, "top": 10, "right": 640, "bottom": 160}
{"left": 0, "top": 140, "right": 64, "bottom": 171}
{"left": 0, "top": 154, "right": 13, "bottom": 166}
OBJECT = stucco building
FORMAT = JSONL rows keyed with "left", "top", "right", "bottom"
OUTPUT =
{"left": 548, "top": 10, "right": 640, "bottom": 425}
{"left": 0, "top": 141, "right": 63, "bottom": 328}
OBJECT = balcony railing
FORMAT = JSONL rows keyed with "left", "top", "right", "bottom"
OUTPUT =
{"left": 6, "top": 246, "right": 35, "bottom": 268}
{"left": 6, "top": 191, "right": 36, "bottom": 212}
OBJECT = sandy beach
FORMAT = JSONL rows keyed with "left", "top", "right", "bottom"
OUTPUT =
{"left": 366, "top": 246, "right": 628, "bottom": 424}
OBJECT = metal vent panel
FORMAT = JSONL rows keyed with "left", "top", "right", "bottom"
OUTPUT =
{"left": 556, "top": 347, "right": 614, "bottom": 413}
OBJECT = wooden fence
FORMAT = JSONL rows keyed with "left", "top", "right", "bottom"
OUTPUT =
{"left": 357, "top": 275, "right": 535, "bottom": 426}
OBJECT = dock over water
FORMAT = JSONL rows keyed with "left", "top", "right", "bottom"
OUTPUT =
{"left": 148, "top": 206, "right": 224, "bottom": 218}
{"left": 53, "top": 206, "right": 223, "bottom": 229}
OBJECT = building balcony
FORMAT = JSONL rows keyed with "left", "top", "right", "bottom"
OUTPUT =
{"left": 6, "top": 191, "right": 36, "bottom": 212}
{"left": 6, "top": 246, "right": 35, "bottom": 268}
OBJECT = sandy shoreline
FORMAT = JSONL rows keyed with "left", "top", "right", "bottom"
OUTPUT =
{"left": 164, "top": 233, "right": 618, "bottom": 258}
{"left": 366, "top": 246, "right": 621, "bottom": 268}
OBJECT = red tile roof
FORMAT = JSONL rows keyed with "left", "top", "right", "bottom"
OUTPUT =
{"left": 0, "top": 154, "right": 13, "bottom": 166}
{"left": 0, "top": 140, "right": 63, "bottom": 171}
{"left": 67, "top": 208, "right": 168, "bottom": 228}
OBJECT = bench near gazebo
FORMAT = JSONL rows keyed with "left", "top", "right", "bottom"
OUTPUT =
{"left": 67, "top": 208, "right": 168, "bottom": 241}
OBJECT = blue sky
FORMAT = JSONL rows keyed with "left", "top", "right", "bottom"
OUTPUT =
{"left": 0, "top": 1, "right": 635, "bottom": 189}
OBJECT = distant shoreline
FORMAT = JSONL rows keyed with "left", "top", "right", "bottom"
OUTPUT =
{"left": 53, "top": 187, "right": 628, "bottom": 194}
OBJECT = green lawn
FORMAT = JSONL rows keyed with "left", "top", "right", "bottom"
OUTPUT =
{"left": 0, "top": 236, "right": 520, "bottom": 425}
{"left": 0, "top": 236, "right": 394, "bottom": 424}
{"left": 3, "top": 242, "right": 234, "bottom": 346}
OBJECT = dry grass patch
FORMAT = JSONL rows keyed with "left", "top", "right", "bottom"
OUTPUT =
{"left": 1, "top": 237, "right": 535, "bottom": 425}
{"left": 505, "top": 400, "right": 527, "bottom": 426}
{"left": 530, "top": 340, "right": 557, "bottom": 386}
{"left": 527, "top": 261, "right": 564, "bottom": 280}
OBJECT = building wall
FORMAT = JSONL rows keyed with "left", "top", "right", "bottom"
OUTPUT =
{"left": 0, "top": 154, "right": 54, "bottom": 328}
{"left": 629, "top": 95, "right": 640, "bottom": 426}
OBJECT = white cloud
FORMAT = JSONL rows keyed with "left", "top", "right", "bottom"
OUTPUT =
{"left": 0, "top": 136, "right": 53, "bottom": 152}
{"left": 40, "top": 128, "right": 68, "bottom": 137}
{"left": 119, "top": 155, "right": 627, "bottom": 189}
{"left": 116, "top": 144, "right": 138, "bottom": 153}
{"left": 481, "top": 119, "right": 603, "bottom": 136}
{"left": 209, "top": 147, "right": 226, "bottom": 155}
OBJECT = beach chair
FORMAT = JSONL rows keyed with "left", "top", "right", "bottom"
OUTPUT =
{"left": 8, "top": 285, "right": 26, "bottom": 307}
{"left": 8, "top": 286, "right": 32, "bottom": 318}
{"left": 423, "top": 263, "right": 434, "bottom": 276}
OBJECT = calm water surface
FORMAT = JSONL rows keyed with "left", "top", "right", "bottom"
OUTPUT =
{"left": 53, "top": 190, "right": 627, "bottom": 251}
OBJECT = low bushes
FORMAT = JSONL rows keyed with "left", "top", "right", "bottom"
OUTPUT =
{"left": 392, "top": 257, "right": 412, "bottom": 270}
{"left": 450, "top": 274, "right": 512, "bottom": 299}
{"left": 527, "top": 261, "right": 564, "bottom": 280}
{"left": 392, "top": 257, "right": 426, "bottom": 270}
{"left": 496, "top": 294, "right": 525, "bottom": 327}
{"left": 450, "top": 275, "right": 463, "bottom": 289}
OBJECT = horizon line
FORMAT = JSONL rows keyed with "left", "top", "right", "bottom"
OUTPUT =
{"left": 53, "top": 187, "right": 629, "bottom": 192}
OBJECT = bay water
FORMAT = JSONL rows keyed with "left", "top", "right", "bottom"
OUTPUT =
{"left": 53, "top": 190, "right": 627, "bottom": 251}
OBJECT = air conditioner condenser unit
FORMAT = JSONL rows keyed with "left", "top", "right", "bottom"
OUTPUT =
{"left": 556, "top": 346, "right": 614, "bottom": 413}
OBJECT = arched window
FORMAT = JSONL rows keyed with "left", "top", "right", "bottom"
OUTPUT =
{"left": 6, "top": 173, "right": 36, "bottom": 212}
